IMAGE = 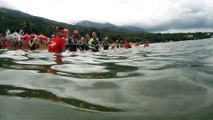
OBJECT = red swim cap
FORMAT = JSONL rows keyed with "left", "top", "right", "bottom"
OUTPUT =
{"left": 73, "top": 30, "right": 79, "bottom": 35}
{"left": 30, "top": 34, "right": 35, "bottom": 38}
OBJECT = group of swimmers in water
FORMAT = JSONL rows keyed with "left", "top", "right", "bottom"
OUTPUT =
{"left": 0, "top": 26, "right": 149, "bottom": 53}
{"left": 48, "top": 27, "right": 149, "bottom": 54}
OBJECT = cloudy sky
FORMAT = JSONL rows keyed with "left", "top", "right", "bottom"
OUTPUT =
{"left": 0, "top": 0, "right": 213, "bottom": 32}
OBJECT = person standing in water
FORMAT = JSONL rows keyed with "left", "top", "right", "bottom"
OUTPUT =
{"left": 79, "top": 37, "right": 89, "bottom": 51}
{"left": 67, "top": 30, "right": 80, "bottom": 52}
{"left": 102, "top": 37, "right": 110, "bottom": 50}
{"left": 88, "top": 31, "right": 100, "bottom": 52}
{"left": 48, "top": 27, "right": 66, "bottom": 54}
{"left": 29, "top": 35, "right": 39, "bottom": 51}
{"left": 144, "top": 41, "right": 149, "bottom": 47}
{"left": 124, "top": 40, "right": 132, "bottom": 49}
{"left": 84, "top": 34, "right": 90, "bottom": 50}
{"left": 115, "top": 40, "right": 120, "bottom": 48}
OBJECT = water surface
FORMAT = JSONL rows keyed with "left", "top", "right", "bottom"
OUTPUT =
{"left": 0, "top": 38, "right": 213, "bottom": 120}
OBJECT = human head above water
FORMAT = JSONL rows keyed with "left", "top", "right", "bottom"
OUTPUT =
{"left": 56, "top": 27, "right": 64, "bottom": 38}
{"left": 81, "top": 37, "right": 84, "bottom": 40}
{"left": 85, "top": 34, "right": 90, "bottom": 38}
{"left": 73, "top": 30, "right": 79, "bottom": 37}
{"left": 92, "top": 31, "right": 97, "bottom": 38}
{"left": 104, "top": 37, "right": 109, "bottom": 41}
{"left": 30, "top": 34, "right": 35, "bottom": 39}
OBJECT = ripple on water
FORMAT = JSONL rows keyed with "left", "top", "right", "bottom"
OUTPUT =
{"left": 15, "top": 60, "right": 55, "bottom": 66}
{"left": 0, "top": 55, "right": 28, "bottom": 61}
{"left": 0, "top": 85, "right": 122, "bottom": 112}
{"left": 92, "top": 81, "right": 119, "bottom": 89}
{"left": 0, "top": 39, "right": 213, "bottom": 119}
{"left": 0, "top": 50, "right": 28, "bottom": 60}
{"left": 63, "top": 56, "right": 101, "bottom": 64}
{"left": 118, "top": 77, "right": 211, "bottom": 115}
{"left": 51, "top": 64, "right": 109, "bottom": 74}
{"left": 26, "top": 51, "right": 53, "bottom": 59}
{"left": 123, "top": 79, "right": 207, "bottom": 98}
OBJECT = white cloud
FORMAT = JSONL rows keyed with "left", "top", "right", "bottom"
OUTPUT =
{"left": 1, "top": 0, "right": 213, "bottom": 32}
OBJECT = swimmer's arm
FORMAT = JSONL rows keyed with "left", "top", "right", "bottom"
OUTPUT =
{"left": 28, "top": 40, "right": 32, "bottom": 47}
{"left": 61, "top": 39, "right": 66, "bottom": 52}
{"left": 62, "top": 46, "right": 66, "bottom": 52}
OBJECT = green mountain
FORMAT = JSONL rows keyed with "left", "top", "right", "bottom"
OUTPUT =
{"left": 78, "top": 20, "right": 117, "bottom": 28}
{"left": 0, "top": 7, "right": 77, "bottom": 37}
{"left": 78, "top": 20, "right": 145, "bottom": 32}
{"left": 0, "top": 7, "right": 32, "bottom": 18}
{"left": 121, "top": 25, "right": 145, "bottom": 32}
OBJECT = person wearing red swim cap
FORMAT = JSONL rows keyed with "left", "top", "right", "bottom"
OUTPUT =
{"left": 124, "top": 40, "right": 132, "bottom": 49}
{"left": 67, "top": 30, "right": 80, "bottom": 52}
{"left": 144, "top": 41, "right": 149, "bottom": 47}
{"left": 73, "top": 30, "right": 79, "bottom": 36}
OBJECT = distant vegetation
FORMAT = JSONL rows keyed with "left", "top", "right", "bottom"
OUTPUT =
{"left": 0, "top": 7, "right": 212, "bottom": 43}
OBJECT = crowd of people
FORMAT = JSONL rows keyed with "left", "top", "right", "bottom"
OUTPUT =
{"left": 0, "top": 34, "right": 48, "bottom": 50}
{"left": 0, "top": 27, "right": 149, "bottom": 53}
{"left": 48, "top": 27, "right": 144, "bottom": 54}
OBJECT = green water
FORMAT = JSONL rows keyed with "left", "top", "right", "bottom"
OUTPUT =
{"left": 0, "top": 38, "right": 213, "bottom": 120}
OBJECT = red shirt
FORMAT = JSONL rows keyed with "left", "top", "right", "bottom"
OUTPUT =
{"left": 125, "top": 42, "right": 132, "bottom": 48}
{"left": 144, "top": 43, "right": 149, "bottom": 47}
{"left": 48, "top": 37, "right": 65, "bottom": 53}
{"left": 135, "top": 43, "right": 140, "bottom": 47}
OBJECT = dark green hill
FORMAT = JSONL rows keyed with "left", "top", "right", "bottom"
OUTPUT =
{"left": 0, "top": 7, "right": 139, "bottom": 38}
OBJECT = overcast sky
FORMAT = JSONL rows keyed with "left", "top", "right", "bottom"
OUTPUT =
{"left": 0, "top": 0, "right": 213, "bottom": 32}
